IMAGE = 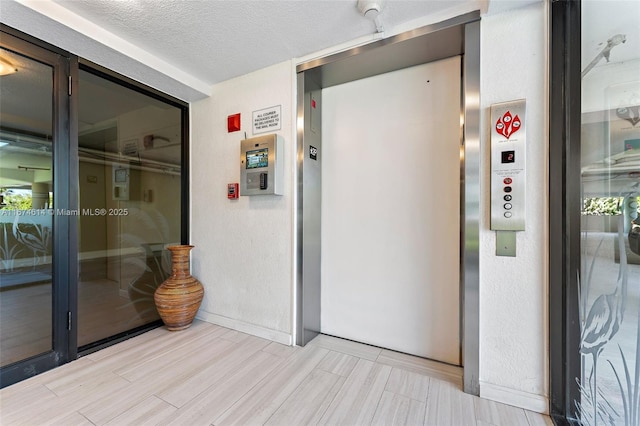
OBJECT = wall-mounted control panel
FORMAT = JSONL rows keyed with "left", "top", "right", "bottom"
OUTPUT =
{"left": 112, "top": 164, "right": 130, "bottom": 200}
{"left": 240, "top": 134, "right": 283, "bottom": 196}
{"left": 490, "top": 100, "right": 526, "bottom": 231}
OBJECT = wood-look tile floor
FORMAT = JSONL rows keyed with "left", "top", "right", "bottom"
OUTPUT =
{"left": 1, "top": 279, "right": 160, "bottom": 367}
{"left": 0, "top": 321, "right": 553, "bottom": 426}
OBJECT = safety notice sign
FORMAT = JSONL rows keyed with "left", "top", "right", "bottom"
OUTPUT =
{"left": 253, "top": 105, "right": 281, "bottom": 135}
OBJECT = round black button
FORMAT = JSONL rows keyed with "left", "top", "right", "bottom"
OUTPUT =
{"left": 504, "top": 194, "right": 512, "bottom": 201}
{"left": 504, "top": 186, "right": 512, "bottom": 193}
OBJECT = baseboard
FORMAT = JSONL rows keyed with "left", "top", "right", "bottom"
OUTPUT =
{"left": 196, "top": 310, "right": 293, "bottom": 346}
{"left": 480, "top": 381, "right": 549, "bottom": 414}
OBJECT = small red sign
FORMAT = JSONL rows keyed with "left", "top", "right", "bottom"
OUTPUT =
{"left": 495, "top": 111, "right": 521, "bottom": 139}
{"left": 227, "top": 113, "right": 241, "bottom": 132}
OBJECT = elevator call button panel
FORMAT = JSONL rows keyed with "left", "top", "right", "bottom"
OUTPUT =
{"left": 490, "top": 100, "right": 526, "bottom": 231}
{"left": 240, "top": 134, "right": 283, "bottom": 196}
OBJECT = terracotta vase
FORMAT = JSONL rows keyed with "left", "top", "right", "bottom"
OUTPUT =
{"left": 154, "top": 245, "right": 204, "bottom": 331}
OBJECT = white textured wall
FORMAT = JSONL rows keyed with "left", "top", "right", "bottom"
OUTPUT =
{"left": 188, "top": 3, "right": 549, "bottom": 412}
{"left": 169, "top": 2, "right": 550, "bottom": 413}
{"left": 479, "top": 2, "right": 548, "bottom": 413}
{"left": 190, "top": 61, "right": 294, "bottom": 344}
{"left": 3, "top": 0, "right": 550, "bottom": 411}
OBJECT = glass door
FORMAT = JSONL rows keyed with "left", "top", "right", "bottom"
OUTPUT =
{"left": 0, "top": 28, "right": 187, "bottom": 387}
{"left": 76, "top": 66, "right": 183, "bottom": 350}
{"left": 0, "top": 32, "right": 73, "bottom": 386}
{"left": 578, "top": 2, "right": 640, "bottom": 424}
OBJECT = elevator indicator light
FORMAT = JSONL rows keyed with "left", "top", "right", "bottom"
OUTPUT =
{"left": 501, "top": 150, "right": 515, "bottom": 164}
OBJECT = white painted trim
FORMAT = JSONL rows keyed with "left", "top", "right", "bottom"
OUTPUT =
{"left": 386, "top": 1, "right": 485, "bottom": 37}
{"left": 541, "top": 0, "right": 551, "bottom": 403}
{"left": 294, "top": 33, "right": 381, "bottom": 67}
{"left": 480, "top": 381, "right": 549, "bottom": 414}
{"left": 196, "top": 310, "right": 293, "bottom": 346}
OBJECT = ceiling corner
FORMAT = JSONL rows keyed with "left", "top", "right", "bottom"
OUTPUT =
{"left": 3, "top": 0, "right": 211, "bottom": 102}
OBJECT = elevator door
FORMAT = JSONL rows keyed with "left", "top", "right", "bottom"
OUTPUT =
{"left": 321, "top": 56, "right": 461, "bottom": 364}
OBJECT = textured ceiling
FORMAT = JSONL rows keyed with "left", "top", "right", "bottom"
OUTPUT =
{"left": 2, "top": 0, "right": 635, "bottom": 102}
{"left": 49, "top": 0, "right": 473, "bottom": 86}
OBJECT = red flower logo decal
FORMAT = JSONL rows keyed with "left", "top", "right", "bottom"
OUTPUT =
{"left": 495, "top": 111, "right": 521, "bottom": 139}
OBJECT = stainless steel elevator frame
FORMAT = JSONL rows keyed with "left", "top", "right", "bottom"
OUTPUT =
{"left": 296, "top": 11, "right": 481, "bottom": 395}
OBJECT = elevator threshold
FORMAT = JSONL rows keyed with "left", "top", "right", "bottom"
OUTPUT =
{"left": 308, "top": 333, "right": 463, "bottom": 387}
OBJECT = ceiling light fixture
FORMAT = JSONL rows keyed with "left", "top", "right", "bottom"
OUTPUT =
{"left": 357, "top": 0, "right": 385, "bottom": 33}
{"left": 0, "top": 56, "right": 17, "bottom": 76}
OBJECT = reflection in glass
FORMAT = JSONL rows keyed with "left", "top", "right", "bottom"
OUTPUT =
{"left": 578, "top": 2, "right": 640, "bottom": 424}
{"left": 77, "top": 69, "right": 182, "bottom": 347}
{"left": 0, "top": 48, "right": 54, "bottom": 366}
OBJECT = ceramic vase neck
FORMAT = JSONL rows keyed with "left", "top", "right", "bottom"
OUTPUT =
{"left": 168, "top": 245, "right": 193, "bottom": 278}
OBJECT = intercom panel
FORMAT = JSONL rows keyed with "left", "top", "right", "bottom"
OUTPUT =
{"left": 240, "top": 134, "right": 283, "bottom": 196}
{"left": 112, "top": 164, "right": 141, "bottom": 201}
{"left": 112, "top": 164, "right": 130, "bottom": 200}
{"left": 490, "top": 100, "right": 526, "bottom": 231}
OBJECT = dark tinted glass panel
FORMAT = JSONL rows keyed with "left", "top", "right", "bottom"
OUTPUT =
{"left": 77, "top": 69, "right": 181, "bottom": 346}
